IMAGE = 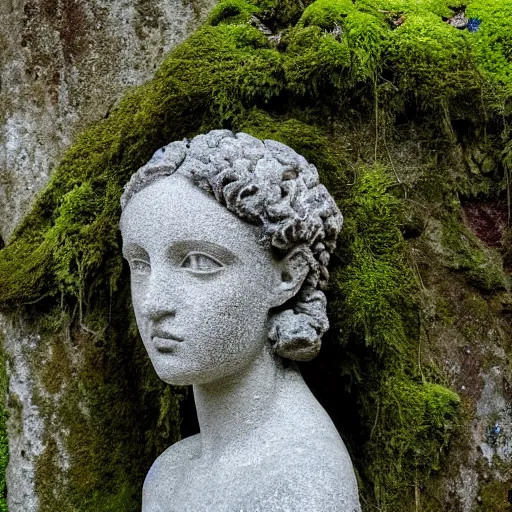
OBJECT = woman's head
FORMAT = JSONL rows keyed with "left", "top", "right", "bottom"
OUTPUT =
{"left": 121, "top": 130, "right": 342, "bottom": 372}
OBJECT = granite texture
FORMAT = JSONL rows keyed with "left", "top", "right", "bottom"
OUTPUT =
{"left": 120, "top": 132, "right": 361, "bottom": 511}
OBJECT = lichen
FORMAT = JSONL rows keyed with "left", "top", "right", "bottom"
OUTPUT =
{"left": 0, "top": 0, "right": 511, "bottom": 509}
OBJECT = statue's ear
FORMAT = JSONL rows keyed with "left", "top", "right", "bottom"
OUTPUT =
{"left": 272, "top": 247, "right": 310, "bottom": 308}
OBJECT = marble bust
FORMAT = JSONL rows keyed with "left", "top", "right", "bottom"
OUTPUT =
{"left": 120, "top": 130, "right": 361, "bottom": 512}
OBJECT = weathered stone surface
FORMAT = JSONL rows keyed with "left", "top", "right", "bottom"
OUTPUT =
{"left": 0, "top": 0, "right": 214, "bottom": 242}
{"left": 0, "top": 317, "right": 44, "bottom": 512}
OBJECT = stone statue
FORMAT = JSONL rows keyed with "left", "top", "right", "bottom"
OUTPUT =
{"left": 120, "top": 130, "right": 361, "bottom": 512}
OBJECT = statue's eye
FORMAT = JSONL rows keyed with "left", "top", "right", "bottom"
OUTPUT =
{"left": 131, "top": 259, "right": 151, "bottom": 275}
{"left": 180, "top": 252, "right": 224, "bottom": 274}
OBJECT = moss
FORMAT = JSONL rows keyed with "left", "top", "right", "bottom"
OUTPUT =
{"left": 328, "top": 165, "right": 461, "bottom": 509}
{"left": 441, "top": 215, "right": 507, "bottom": 292}
{"left": 208, "top": 0, "right": 260, "bottom": 26}
{"left": 466, "top": 0, "right": 512, "bottom": 114}
{"left": 38, "top": 332, "right": 73, "bottom": 395}
{"left": 360, "top": 0, "right": 453, "bottom": 17}
{"left": 479, "top": 479, "right": 512, "bottom": 511}
{"left": 284, "top": 25, "right": 352, "bottom": 97}
{"left": 286, "top": 5, "right": 386, "bottom": 99}
{"left": 384, "top": 11, "right": 480, "bottom": 115}
{"left": 332, "top": 166, "right": 415, "bottom": 359}
{"left": 368, "top": 378, "right": 460, "bottom": 507}
{"left": 257, "top": 0, "right": 313, "bottom": 29}
{"left": 298, "top": 0, "right": 356, "bottom": 30}
{"left": 343, "top": 11, "right": 387, "bottom": 82}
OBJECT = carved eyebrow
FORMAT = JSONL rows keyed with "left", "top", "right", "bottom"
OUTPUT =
{"left": 122, "top": 243, "right": 149, "bottom": 260}
{"left": 167, "top": 240, "right": 239, "bottom": 266}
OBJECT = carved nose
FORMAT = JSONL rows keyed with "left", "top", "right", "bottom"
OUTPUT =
{"left": 140, "top": 272, "right": 178, "bottom": 321}
{"left": 143, "top": 301, "right": 176, "bottom": 322}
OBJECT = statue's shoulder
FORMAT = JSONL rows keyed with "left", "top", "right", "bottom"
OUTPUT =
{"left": 147, "top": 434, "right": 201, "bottom": 477}
{"left": 255, "top": 440, "right": 361, "bottom": 512}
{"left": 253, "top": 414, "right": 361, "bottom": 511}
{"left": 142, "top": 434, "right": 201, "bottom": 509}
{"left": 163, "top": 433, "right": 201, "bottom": 461}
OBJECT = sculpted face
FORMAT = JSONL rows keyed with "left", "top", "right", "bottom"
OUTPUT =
{"left": 120, "top": 174, "right": 282, "bottom": 386}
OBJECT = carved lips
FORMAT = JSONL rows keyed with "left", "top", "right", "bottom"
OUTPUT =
{"left": 151, "top": 328, "right": 184, "bottom": 353}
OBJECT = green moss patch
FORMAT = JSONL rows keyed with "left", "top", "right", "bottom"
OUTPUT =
{"left": 327, "top": 166, "right": 461, "bottom": 507}
{"left": 208, "top": 0, "right": 259, "bottom": 26}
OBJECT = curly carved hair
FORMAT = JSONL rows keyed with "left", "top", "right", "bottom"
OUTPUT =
{"left": 121, "top": 130, "right": 343, "bottom": 361}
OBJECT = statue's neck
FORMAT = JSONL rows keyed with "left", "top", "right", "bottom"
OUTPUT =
{"left": 192, "top": 344, "right": 289, "bottom": 459}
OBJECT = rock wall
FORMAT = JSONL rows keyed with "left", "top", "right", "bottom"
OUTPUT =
{"left": 0, "top": 0, "right": 214, "bottom": 242}
{"left": 0, "top": 1, "right": 214, "bottom": 510}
